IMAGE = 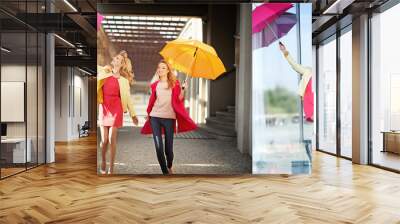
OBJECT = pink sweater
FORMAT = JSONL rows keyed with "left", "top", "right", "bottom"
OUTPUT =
{"left": 149, "top": 81, "right": 176, "bottom": 119}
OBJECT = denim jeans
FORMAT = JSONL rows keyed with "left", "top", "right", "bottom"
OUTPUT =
{"left": 150, "top": 116, "right": 175, "bottom": 174}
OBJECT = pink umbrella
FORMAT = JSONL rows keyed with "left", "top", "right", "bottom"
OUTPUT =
{"left": 252, "top": 13, "right": 297, "bottom": 49}
{"left": 252, "top": 3, "right": 293, "bottom": 34}
{"left": 97, "top": 13, "right": 104, "bottom": 31}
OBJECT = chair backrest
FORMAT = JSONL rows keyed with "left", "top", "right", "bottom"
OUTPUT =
{"left": 82, "top": 121, "right": 90, "bottom": 129}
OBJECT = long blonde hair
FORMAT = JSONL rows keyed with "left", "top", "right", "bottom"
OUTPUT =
{"left": 119, "top": 50, "right": 134, "bottom": 85}
{"left": 105, "top": 50, "right": 134, "bottom": 85}
{"left": 158, "top": 60, "right": 176, "bottom": 89}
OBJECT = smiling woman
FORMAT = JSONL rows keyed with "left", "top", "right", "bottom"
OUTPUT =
{"left": 97, "top": 52, "right": 138, "bottom": 175}
{"left": 97, "top": 3, "right": 252, "bottom": 175}
{"left": 140, "top": 60, "right": 197, "bottom": 175}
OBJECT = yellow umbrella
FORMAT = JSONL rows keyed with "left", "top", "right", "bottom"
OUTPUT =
{"left": 159, "top": 39, "right": 226, "bottom": 80}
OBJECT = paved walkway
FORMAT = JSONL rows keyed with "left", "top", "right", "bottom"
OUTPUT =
{"left": 97, "top": 127, "right": 252, "bottom": 174}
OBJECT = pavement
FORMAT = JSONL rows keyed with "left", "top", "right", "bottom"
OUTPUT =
{"left": 97, "top": 126, "right": 252, "bottom": 174}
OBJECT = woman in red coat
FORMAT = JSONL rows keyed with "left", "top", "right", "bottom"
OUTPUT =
{"left": 141, "top": 60, "right": 197, "bottom": 174}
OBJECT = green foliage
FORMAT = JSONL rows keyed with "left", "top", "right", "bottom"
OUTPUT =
{"left": 265, "top": 86, "right": 298, "bottom": 114}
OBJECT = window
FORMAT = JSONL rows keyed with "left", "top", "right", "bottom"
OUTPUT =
{"left": 0, "top": 1, "right": 46, "bottom": 179}
{"left": 317, "top": 36, "right": 337, "bottom": 154}
{"left": 339, "top": 28, "right": 352, "bottom": 158}
{"left": 370, "top": 3, "right": 400, "bottom": 171}
{"left": 252, "top": 3, "right": 312, "bottom": 174}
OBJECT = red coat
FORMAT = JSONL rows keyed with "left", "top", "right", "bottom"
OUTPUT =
{"left": 141, "top": 80, "right": 197, "bottom": 134}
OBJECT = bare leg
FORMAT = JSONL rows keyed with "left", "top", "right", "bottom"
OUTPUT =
{"left": 108, "top": 127, "right": 118, "bottom": 174}
{"left": 100, "top": 126, "right": 109, "bottom": 172}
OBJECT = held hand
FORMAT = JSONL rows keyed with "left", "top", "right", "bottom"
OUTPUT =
{"left": 279, "top": 42, "right": 286, "bottom": 51}
{"left": 181, "top": 81, "right": 188, "bottom": 90}
{"left": 132, "top": 116, "right": 139, "bottom": 126}
{"left": 279, "top": 42, "right": 288, "bottom": 56}
{"left": 179, "top": 82, "right": 186, "bottom": 101}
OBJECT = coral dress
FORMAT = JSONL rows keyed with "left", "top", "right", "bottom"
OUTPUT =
{"left": 98, "top": 76, "right": 123, "bottom": 128}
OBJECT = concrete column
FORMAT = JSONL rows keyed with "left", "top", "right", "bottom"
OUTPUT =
{"left": 205, "top": 5, "right": 236, "bottom": 116}
{"left": 236, "top": 4, "right": 252, "bottom": 155}
{"left": 46, "top": 32, "right": 55, "bottom": 163}
{"left": 88, "top": 77, "right": 97, "bottom": 132}
{"left": 312, "top": 45, "right": 317, "bottom": 150}
{"left": 352, "top": 14, "right": 369, "bottom": 164}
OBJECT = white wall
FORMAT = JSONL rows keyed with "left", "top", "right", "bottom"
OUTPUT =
{"left": 1, "top": 65, "right": 33, "bottom": 137}
{"left": 55, "top": 66, "right": 89, "bottom": 141}
{"left": 55, "top": 66, "right": 68, "bottom": 141}
{"left": 71, "top": 72, "right": 89, "bottom": 138}
{"left": 1, "top": 63, "right": 46, "bottom": 164}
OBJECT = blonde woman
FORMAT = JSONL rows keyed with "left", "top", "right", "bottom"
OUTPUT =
{"left": 97, "top": 51, "right": 139, "bottom": 174}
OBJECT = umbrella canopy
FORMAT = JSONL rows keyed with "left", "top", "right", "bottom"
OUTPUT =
{"left": 252, "top": 13, "right": 297, "bottom": 49}
{"left": 159, "top": 39, "right": 226, "bottom": 80}
{"left": 252, "top": 3, "right": 293, "bottom": 34}
{"left": 97, "top": 13, "right": 104, "bottom": 31}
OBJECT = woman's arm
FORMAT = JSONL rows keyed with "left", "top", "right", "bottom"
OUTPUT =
{"left": 279, "top": 42, "right": 312, "bottom": 98}
{"left": 146, "top": 83, "right": 157, "bottom": 120}
{"left": 125, "top": 81, "right": 138, "bottom": 125}
{"left": 279, "top": 43, "right": 310, "bottom": 76}
{"left": 285, "top": 54, "right": 311, "bottom": 77}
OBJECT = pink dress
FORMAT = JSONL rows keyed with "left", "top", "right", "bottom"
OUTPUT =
{"left": 98, "top": 76, "right": 123, "bottom": 128}
{"left": 303, "top": 78, "right": 314, "bottom": 122}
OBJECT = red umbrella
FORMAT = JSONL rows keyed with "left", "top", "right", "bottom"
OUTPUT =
{"left": 252, "top": 3, "right": 293, "bottom": 34}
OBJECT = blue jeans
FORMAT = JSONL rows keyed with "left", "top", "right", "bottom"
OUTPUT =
{"left": 150, "top": 117, "right": 174, "bottom": 174}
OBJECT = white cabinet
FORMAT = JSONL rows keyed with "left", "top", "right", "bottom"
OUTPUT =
{"left": 1, "top": 138, "right": 32, "bottom": 163}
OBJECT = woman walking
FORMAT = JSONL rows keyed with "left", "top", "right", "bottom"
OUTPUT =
{"left": 141, "top": 60, "right": 197, "bottom": 175}
{"left": 98, "top": 51, "right": 138, "bottom": 175}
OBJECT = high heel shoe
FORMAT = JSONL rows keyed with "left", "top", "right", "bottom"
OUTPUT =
{"left": 100, "top": 167, "right": 107, "bottom": 175}
{"left": 107, "top": 167, "right": 112, "bottom": 175}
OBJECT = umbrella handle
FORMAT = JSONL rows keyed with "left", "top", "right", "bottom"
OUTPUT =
{"left": 193, "top": 47, "right": 198, "bottom": 57}
{"left": 266, "top": 23, "right": 279, "bottom": 41}
{"left": 182, "top": 76, "right": 189, "bottom": 90}
{"left": 186, "top": 48, "right": 197, "bottom": 78}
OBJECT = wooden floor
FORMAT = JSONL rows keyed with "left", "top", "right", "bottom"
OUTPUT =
{"left": 1, "top": 167, "right": 26, "bottom": 178}
{"left": 1, "top": 135, "right": 400, "bottom": 223}
{"left": 373, "top": 151, "right": 400, "bottom": 171}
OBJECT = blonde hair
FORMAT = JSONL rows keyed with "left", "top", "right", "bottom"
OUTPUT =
{"left": 118, "top": 50, "right": 134, "bottom": 85}
{"left": 104, "top": 50, "right": 134, "bottom": 85}
{"left": 158, "top": 60, "right": 176, "bottom": 89}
